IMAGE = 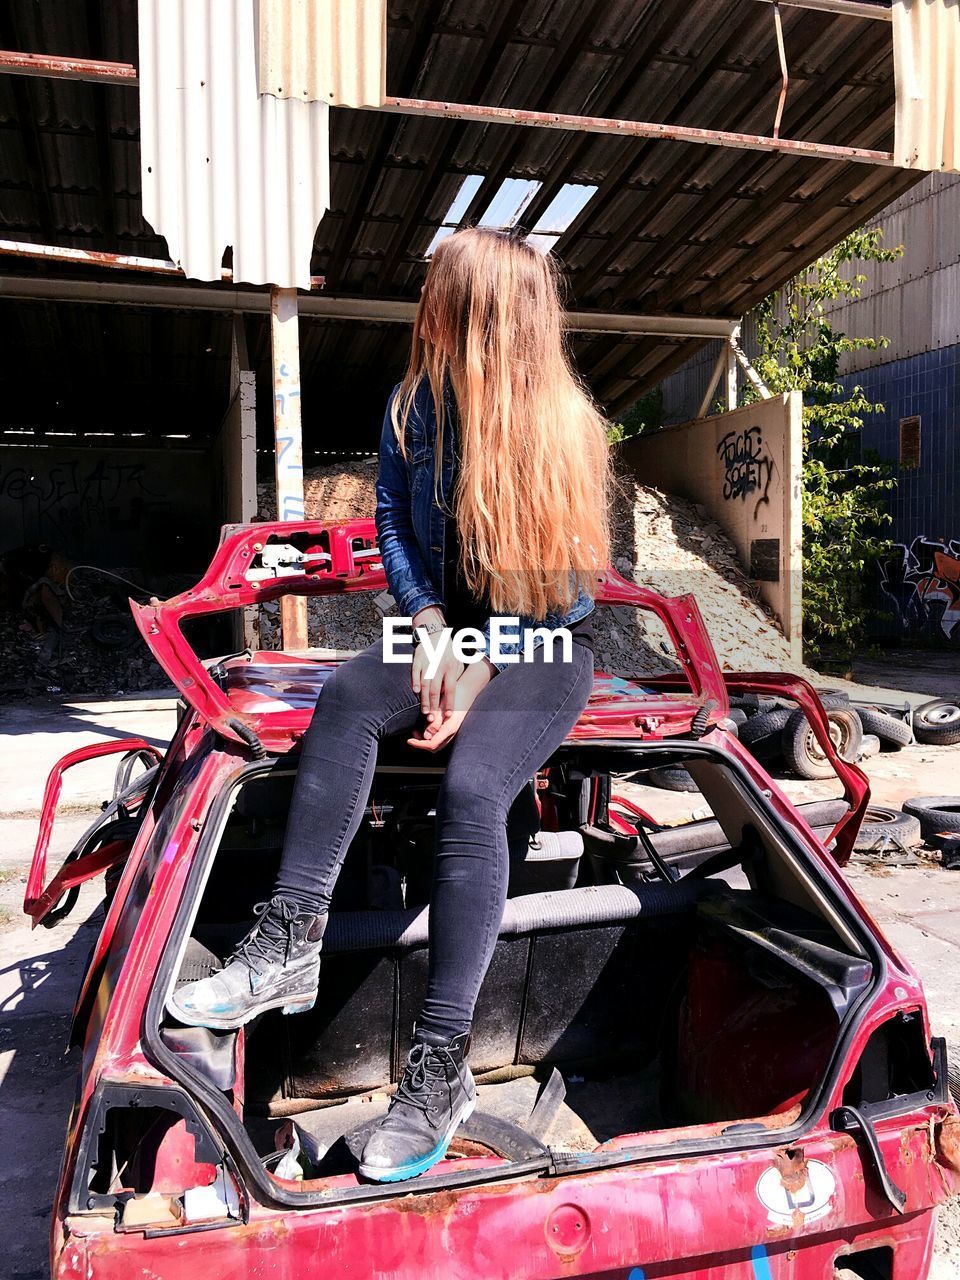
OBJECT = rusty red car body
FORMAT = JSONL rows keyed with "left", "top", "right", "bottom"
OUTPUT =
{"left": 29, "top": 521, "right": 958, "bottom": 1280}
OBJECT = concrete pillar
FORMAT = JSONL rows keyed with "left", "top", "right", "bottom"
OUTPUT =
{"left": 270, "top": 286, "right": 308, "bottom": 650}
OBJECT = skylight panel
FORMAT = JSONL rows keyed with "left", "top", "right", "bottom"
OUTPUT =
{"left": 525, "top": 183, "right": 598, "bottom": 254}
{"left": 424, "top": 174, "right": 485, "bottom": 257}
{"left": 424, "top": 176, "right": 594, "bottom": 259}
{"left": 444, "top": 174, "right": 485, "bottom": 225}
{"left": 477, "top": 178, "right": 542, "bottom": 230}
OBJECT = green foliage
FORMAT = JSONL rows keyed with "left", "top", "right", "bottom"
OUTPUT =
{"left": 608, "top": 387, "right": 665, "bottom": 443}
{"left": 744, "top": 228, "right": 901, "bottom": 662}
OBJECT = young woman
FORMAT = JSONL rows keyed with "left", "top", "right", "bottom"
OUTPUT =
{"left": 170, "top": 227, "right": 611, "bottom": 1182}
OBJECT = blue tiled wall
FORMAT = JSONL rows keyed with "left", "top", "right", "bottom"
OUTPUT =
{"left": 838, "top": 344, "right": 960, "bottom": 642}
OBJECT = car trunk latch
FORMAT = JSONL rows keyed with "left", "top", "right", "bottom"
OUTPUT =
{"left": 831, "top": 1104, "right": 907, "bottom": 1214}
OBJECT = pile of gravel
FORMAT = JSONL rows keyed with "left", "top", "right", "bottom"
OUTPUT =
{"left": 256, "top": 460, "right": 815, "bottom": 679}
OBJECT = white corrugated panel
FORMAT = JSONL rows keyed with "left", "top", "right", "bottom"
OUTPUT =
{"left": 258, "top": 0, "right": 386, "bottom": 106}
{"left": 139, "top": 0, "right": 331, "bottom": 289}
{"left": 894, "top": 0, "right": 960, "bottom": 172}
{"left": 820, "top": 173, "right": 960, "bottom": 369}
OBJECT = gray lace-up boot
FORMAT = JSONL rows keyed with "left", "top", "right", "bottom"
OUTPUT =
{"left": 358, "top": 1029, "right": 476, "bottom": 1182}
{"left": 166, "top": 895, "right": 325, "bottom": 1031}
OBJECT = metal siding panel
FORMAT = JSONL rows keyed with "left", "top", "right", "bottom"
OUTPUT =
{"left": 138, "top": 0, "right": 331, "bottom": 288}
{"left": 816, "top": 172, "right": 960, "bottom": 372}
{"left": 893, "top": 0, "right": 960, "bottom": 171}
{"left": 257, "top": 0, "right": 386, "bottom": 107}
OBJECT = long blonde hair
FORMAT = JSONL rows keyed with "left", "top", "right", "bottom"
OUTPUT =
{"left": 391, "top": 228, "right": 611, "bottom": 618}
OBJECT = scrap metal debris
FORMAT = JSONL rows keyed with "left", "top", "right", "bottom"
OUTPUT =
{"left": 0, "top": 547, "right": 179, "bottom": 700}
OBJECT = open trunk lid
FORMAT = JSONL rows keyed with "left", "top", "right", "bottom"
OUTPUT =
{"left": 131, "top": 520, "right": 730, "bottom": 752}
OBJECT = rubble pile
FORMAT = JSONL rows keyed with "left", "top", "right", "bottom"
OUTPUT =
{"left": 256, "top": 459, "right": 385, "bottom": 654}
{"left": 4, "top": 459, "right": 814, "bottom": 703}
{"left": 0, "top": 568, "right": 170, "bottom": 701}
{"left": 257, "top": 460, "right": 815, "bottom": 678}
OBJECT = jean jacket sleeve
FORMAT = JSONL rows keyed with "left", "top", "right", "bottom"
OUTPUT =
{"left": 374, "top": 395, "right": 443, "bottom": 619}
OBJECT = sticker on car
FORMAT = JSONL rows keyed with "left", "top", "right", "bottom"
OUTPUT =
{"left": 755, "top": 1158, "right": 836, "bottom": 1226}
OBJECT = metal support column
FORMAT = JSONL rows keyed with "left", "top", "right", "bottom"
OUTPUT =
{"left": 270, "top": 286, "right": 308, "bottom": 650}
{"left": 725, "top": 341, "right": 738, "bottom": 412}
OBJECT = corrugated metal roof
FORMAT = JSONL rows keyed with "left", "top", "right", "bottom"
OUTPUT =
{"left": 893, "top": 0, "right": 960, "bottom": 172}
{"left": 258, "top": 0, "right": 386, "bottom": 107}
{"left": 138, "top": 0, "right": 332, "bottom": 288}
{"left": 0, "top": 0, "right": 926, "bottom": 436}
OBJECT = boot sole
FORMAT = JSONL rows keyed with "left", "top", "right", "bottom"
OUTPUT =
{"left": 166, "top": 981, "right": 319, "bottom": 1031}
{"left": 357, "top": 1093, "right": 477, "bottom": 1183}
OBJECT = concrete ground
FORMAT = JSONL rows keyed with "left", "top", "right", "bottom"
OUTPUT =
{"left": 1, "top": 660, "right": 959, "bottom": 1278}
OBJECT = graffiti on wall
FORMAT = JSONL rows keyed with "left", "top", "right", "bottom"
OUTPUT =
{"left": 0, "top": 460, "right": 160, "bottom": 523}
{"left": 880, "top": 536, "right": 960, "bottom": 640}
{"left": 0, "top": 453, "right": 202, "bottom": 569}
{"left": 716, "top": 425, "right": 774, "bottom": 514}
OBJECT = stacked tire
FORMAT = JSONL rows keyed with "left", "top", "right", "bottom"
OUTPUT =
{"left": 639, "top": 689, "right": 957, "bottom": 790}
{"left": 729, "top": 688, "right": 919, "bottom": 781}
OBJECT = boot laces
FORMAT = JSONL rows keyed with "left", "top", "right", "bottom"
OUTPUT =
{"left": 230, "top": 896, "right": 301, "bottom": 977}
{"left": 393, "top": 1042, "right": 467, "bottom": 1123}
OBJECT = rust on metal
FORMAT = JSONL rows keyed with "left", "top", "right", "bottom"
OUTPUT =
{"left": 373, "top": 96, "right": 897, "bottom": 167}
{"left": 936, "top": 1115, "right": 960, "bottom": 1174}
{"left": 0, "top": 239, "right": 326, "bottom": 290}
{"left": 772, "top": 3, "right": 790, "bottom": 140}
{"left": 753, "top": 0, "right": 893, "bottom": 19}
{"left": 0, "top": 50, "right": 138, "bottom": 85}
{"left": 774, "top": 1146, "right": 809, "bottom": 1194}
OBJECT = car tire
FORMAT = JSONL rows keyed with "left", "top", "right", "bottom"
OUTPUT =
{"left": 855, "top": 705, "right": 913, "bottom": 749}
{"left": 945, "top": 1034, "right": 960, "bottom": 1109}
{"left": 738, "top": 707, "right": 793, "bottom": 760}
{"left": 645, "top": 766, "right": 701, "bottom": 793}
{"left": 813, "top": 687, "right": 851, "bottom": 711}
{"left": 731, "top": 693, "right": 787, "bottom": 716}
{"left": 902, "top": 795, "right": 960, "bottom": 840}
{"left": 728, "top": 692, "right": 761, "bottom": 714}
{"left": 854, "top": 805, "right": 922, "bottom": 851}
{"left": 728, "top": 707, "right": 748, "bottom": 727}
{"left": 780, "top": 708, "right": 863, "bottom": 780}
{"left": 912, "top": 698, "right": 960, "bottom": 746}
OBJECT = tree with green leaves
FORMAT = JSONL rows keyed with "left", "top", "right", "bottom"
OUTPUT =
{"left": 743, "top": 228, "right": 902, "bottom": 663}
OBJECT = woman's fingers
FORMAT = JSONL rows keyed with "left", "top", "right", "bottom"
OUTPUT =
{"left": 408, "top": 712, "right": 465, "bottom": 751}
{"left": 411, "top": 646, "right": 427, "bottom": 696}
{"left": 439, "top": 667, "right": 459, "bottom": 719}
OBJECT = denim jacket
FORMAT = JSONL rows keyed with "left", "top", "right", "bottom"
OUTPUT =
{"left": 374, "top": 379, "right": 594, "bottom": 671}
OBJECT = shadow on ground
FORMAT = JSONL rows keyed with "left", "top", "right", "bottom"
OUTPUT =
{"left": 0, "top": 894, "right": 104, "bottom": 1280}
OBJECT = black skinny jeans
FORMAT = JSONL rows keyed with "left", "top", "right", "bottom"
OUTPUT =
{"left": 275, "top": 638, "right": 594, "bottom": 1042}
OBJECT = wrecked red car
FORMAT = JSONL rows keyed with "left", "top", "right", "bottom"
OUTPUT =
{"left": 27, "top": 519, "right": 959, "bottom": 1279}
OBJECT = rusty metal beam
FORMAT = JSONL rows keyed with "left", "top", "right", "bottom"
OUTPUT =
{"left": 452, "top": 0, "right": 630, "bottom": 233}
{"left": 682, "top": 107, "right": 897, "bottom": 311}
{"left": 518, "top": 0, "right": 773, "bottom": 275}
{"left": 0, "top": 49, "right": 137, "bottom": 84}
{"left": 325, "top": 0, "right": 445, "bottom": 289}
{"left": 0, "top": 238, "right": 326, "bottom": 287}
{"left": 599, "top": 20, "right": 893, "bottom": 308}
{"left": 376, "top": 0, "right": 529, "bottom": 285}
{"left": 596, "top": 109, "right": 908, "bottom": 407}
{"left": 369, "top": 95, "right": 895, "bottom": 167}
{"left": 591, "top": 55, "right": 901, "bottom": 404}
{"left": 569, "top": 0, "right": 802, "bottom": 301}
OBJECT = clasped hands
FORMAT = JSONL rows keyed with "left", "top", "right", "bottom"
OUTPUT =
{"left": 407, "top": 606, "right": 494, "bottom": 752}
